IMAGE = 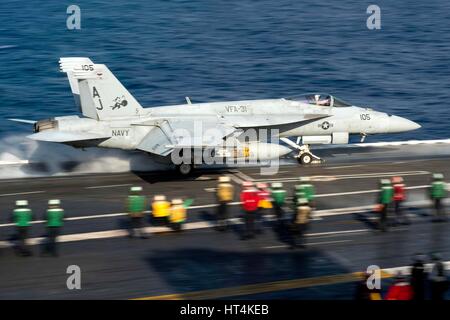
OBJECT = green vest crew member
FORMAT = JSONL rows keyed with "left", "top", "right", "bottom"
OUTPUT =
{"left": 378, "top": 179, "right": 393, "bottom": 232}
{"left": 271, "top": 182, "right": 286, "bottom": 220}
{"left": 294, "top": 177, "right": 315, "bottom": 206}
{"left": 43, "top": 199, "right": 64, "bottom": 256}
{"left": 12, "top": 200, "right": 33, "bottom": 256}
{"left": 127, "top": 186, "right": 148, "bottom": 238}
{"left": 216, "top": 176, "right": 234, "bottom": 231}
{"left": 429, "top": 173, "right": 447, "bottom": 221}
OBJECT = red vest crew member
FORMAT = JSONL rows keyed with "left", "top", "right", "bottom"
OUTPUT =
{"left": 240, "top": 181, "right": 259, "bottom": 240}
{"left": 392, "top": 176, "right": 409, "bottom": 225}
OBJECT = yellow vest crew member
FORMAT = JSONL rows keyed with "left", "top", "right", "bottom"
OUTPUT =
{"left": 42, "top": 199, "right": 64, "bottom": 257}
{"left": 151, "top": 195, "right": 171, "bottom": 226}
{"left": 216, "top": 176, "right": 234, "bottom": 231}
{"left": 127, "top": 186, "right": 147, "bottom": 239}
{"left": 169, "top": 199, "right": 187, "bottom": 231}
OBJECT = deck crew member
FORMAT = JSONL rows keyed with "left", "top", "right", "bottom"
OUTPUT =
{"left": 42, "top": 199, "right": 64, "bottom": 256}
{"left": 270, "top": 182, "right": 286, "bottom": 223}
{"left": 151, "top": 195, "right": 171, "bottom": 226}
{"left": 378, "top": 179, "right": 393, "bottom": 232}
{"left": 291, "top": 198, "right": 311, "bottom": 249}
{"left": 429, "top": 173, "right": 447, "bottom": 222}
{"left": 392, "top": 176, "right": 408, "bottom": 225}
{"left": 127, "top": 186, "right": 147, "bottom": 238}
{"left": 256, "top": 183, "right": 271, "bottom": 234}
{"left": 12, "top": 200, "right": 33, "bottom": 256}
{"left": 240, "top": 181, "right": 259, "bottom": 240}
{"left": 169, "top": 199, "right": 186, "bottom": 231}
{"left": 216, "top": 176, "right": 234, "bottom": 231}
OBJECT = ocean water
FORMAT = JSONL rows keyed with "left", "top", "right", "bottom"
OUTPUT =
{"left": 0, "top": 0, "right": 449, "bottom": 142}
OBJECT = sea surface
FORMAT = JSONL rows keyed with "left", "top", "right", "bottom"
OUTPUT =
{"left": 0, "top": 0, "right": 449, "bottom": 142}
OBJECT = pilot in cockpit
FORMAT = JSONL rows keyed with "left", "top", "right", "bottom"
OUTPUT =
{"left": 314, "top": 94, "right": 331, "bottom": 106}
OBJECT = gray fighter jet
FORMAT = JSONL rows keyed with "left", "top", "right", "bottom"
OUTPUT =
{"left": 10, "top": 57, "right": 420, "bottom": 175}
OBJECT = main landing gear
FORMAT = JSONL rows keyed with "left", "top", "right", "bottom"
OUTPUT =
{"left": 176, "top": 163, "right": 194, "bottom": 175}
{"left": 280, "top": 138, "right": 323, "bottom": 165}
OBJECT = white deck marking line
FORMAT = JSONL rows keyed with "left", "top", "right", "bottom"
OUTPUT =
{"left": 85, "top": 184, "right": 133, "bottom": 189}
{"left": 0, "top": 191, "right": 46, "bottom": 197}
{"left": 324, "top": 165, "right": 365, "bottom": 170}
{"left": 0, "top": 226, "right": 368, "bottom": 248}
{"left": 233, "top": 170, "right": 255, "bottom": 182}
{"left": 263, "top": 240, "right": 352, "bottom": 249}
{"left": 253, "top": 171, "right": 430, "bottom": 182}
{"left": 316, "top": 184, "right": 429, "bottom": 198}
{"left": 227, "top": 173, "right": 244, "bottom": 185}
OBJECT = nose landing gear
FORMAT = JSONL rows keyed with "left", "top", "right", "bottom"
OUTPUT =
{"left": 280, "top": 138, "right": 323, "bottom": 165}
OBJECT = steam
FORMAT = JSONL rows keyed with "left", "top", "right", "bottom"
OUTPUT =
{"left": 0, "top": 135, "right": 170, "bottom": 179}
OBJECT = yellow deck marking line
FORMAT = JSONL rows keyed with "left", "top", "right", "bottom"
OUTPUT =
{"left": 132, "top": 262, "right": 450, "bottom": 300}
{"left": 132, "top": 271, "right": 392, "bottom": 300}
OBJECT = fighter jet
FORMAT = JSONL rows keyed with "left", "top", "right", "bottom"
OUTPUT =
{"left": 10, "top": 57, "right": 421, "bottom": 175}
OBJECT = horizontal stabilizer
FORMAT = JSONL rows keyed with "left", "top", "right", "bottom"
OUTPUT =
{"left": 27, "top": 131, "right": 110, "bottom": 143}
{"left": 8, "top": 118, "right": 37, "bottom": 124}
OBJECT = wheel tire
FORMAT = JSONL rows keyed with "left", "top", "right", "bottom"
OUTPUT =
{"left": 178, "top": 163, "right": 193, "bottom": 175}
{"left": 299, "top": 153, "right": 313, "bottom": 165}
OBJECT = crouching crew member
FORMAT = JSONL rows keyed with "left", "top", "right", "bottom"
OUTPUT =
{"left": 169, "top": 199, "right": 186, "bottom": 231}
{"left": 42, "top": 199, "right": 64, "bottom": 256}
{"left": 216, "top": 176, "right": 234, "bottom": 231}
{"left": 240, "top": 181, "right": 259, "bottom": 240}
{"left": 151, "top": 195, "right": 171, "bottom": 226}
{"left": 127, "top": 186, "right": 147, "bottom": 238}
{"left": 429, "top": 173, "right": 447, "bottom": 222}
{"left": 12, "top": 200, "right": 33, "bottom": 256}
{"left": 291, "top": 198, "right": 311, "bottom": 249}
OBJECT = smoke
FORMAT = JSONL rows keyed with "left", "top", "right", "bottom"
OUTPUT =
{"left": 0, "top": 135, "right": 171, "bottom": 179}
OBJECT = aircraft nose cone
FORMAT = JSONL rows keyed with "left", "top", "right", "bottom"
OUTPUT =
{"left": 388, "top": 115, "right": 421, "bottom": 133}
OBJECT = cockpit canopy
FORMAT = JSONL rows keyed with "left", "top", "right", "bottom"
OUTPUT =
{"left": 287, "top": 94, "right": 353, "bottom": 108}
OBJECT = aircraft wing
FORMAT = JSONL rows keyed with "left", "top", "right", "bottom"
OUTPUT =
{"left": 27, "top": 130, "right": 110, "bottom": 143}
{"left": 135, "top": 117, "right": 236, "bottom": 156}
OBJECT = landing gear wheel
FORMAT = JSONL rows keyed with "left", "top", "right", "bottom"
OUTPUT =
{"left": 299, "top": 153, "right": 313, "bottom": 165}
{"left": 177, "top": 163, "right": 193, "bottom": 175}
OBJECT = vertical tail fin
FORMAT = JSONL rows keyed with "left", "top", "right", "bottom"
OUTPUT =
{"left": 59, "top": 57, "right": 144, "bottom": 120}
